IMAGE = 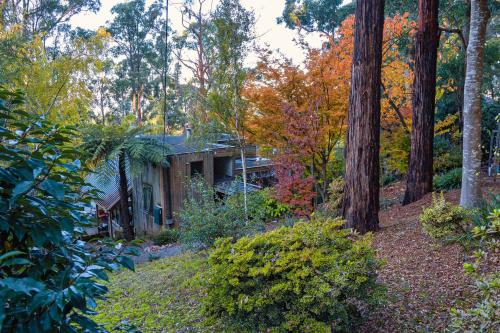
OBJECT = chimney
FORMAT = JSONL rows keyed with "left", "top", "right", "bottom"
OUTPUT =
{"left": 184, "top": 123, "right": 192, "bottom": 138}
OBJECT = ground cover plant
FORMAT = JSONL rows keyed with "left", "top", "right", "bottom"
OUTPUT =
{"left": 448, "top": 204, "right": 500, "bottom": 332}
{"left": 93, "top": 253, "right": 213, "bottom": 332}
{"left": 152, "top": 228, "right": 180, "bottom": 246}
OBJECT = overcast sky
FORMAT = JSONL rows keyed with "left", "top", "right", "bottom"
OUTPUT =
{"left": 70, "top": 0, "right": 327, "bottom": 80}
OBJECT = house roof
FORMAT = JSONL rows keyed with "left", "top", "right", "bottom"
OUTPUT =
{"left": 234, "top": 157, "right": 273, "bottom": 170}
{"left": 214, "top": 180, "right": 261, "bottom": 195}
{"left": 84, "top": 161, "right": 132, "bottom": 211}
{"left": 148, "top": 135, "right": 233, "bottom": 155}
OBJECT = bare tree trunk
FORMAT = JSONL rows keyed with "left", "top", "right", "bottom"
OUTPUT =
{"left": 403, "top": 0, "right": 439, "bottom": 205}
{"left": 343, "top": 0, "right": 384, "bottom": 234}
{"left": 240, "top": 146, "right": 248, "bottom": 220}
{"left": 118, "top": 151, "right": 134, "bottom": 241}
{"left": 460, "top": 0, "right": 490, "bottom": 208}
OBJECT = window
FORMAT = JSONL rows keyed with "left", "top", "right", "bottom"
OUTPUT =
{"left": 190, "top": 161, "right": 204, "bottom": 178}
{"left": 143, "top": 184, "right": 153, "bottom": 214}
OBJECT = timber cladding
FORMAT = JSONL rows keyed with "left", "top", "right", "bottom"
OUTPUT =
{"left": 168, "top": 151, "right": 214, "bottom": 227}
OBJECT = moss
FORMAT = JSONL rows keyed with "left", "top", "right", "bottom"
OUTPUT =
{"left": 93, "top": 253, "right": 218, "bottom": 332}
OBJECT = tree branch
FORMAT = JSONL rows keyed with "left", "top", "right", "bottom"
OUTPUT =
{"left": 439, "top": 26, "right": 467, "bottom": 50}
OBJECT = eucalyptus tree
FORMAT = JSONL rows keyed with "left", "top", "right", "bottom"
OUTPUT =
{"left": 0, "top": 0, "right": 100, "bottom": 40}
{"left": 460, "top": 0, "right": 491, "bottom": 208}
{"left": 172, "top": 0, "right": 216, "bottom": 123}
{"left": 278, "top": 0, "right": 355, "bottom": 35}
{"left": 82, "top": 121, "right": 168, "bottom": 241}
{"left": 343, "top": 0, "right": 385, "bottom": 233}
{"left": 206, "top": 0, "right": 254, "bottom": 217}
{"left": 107, "top": 0, "right": 163, "bottom": 124}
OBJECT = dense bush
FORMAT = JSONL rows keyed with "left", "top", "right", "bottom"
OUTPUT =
{"left": 152, "top": 228, "right": 180, "bottom": 245}
{"left": 419, "top": 193, "right": 471, "bottom": 242}
{"left": 261, "top": 188, "right": 290, "bottom": 220}
{"left": 433, "top": 168, "right": 462, "bottom": 191}
{"left": 0, "top": 88, "right": 137, "bottom": 332}
{"left": 204, "top": 218, "right": 385, "bottom": 332}
{"left": 177, "top": 178, "right": 266, "bottom": 249}
{"left": 448, "top": 207, "right": 500, "bottom": 332}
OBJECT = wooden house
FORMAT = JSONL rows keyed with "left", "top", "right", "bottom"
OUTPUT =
{"left": 85, "top": 162, "right": 133, "bottom": 239}
{"left": 132, "top": 133, "right": 274, "bottom": 236}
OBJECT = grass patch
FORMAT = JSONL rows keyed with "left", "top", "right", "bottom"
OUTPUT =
{"left": 94, "top": 252, "right": 216, "bottom": 332}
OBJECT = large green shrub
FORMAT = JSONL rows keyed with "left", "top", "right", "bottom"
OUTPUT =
{"left": 419, "top": 193, "right": 471, "bottom": 242}
{"left": 433, "top": 167, "right": 462, "bottom": 191}
{"left": 177, "top": 178, "right": 266, "bottom": 249}
{"left": 204, "top": 218, "right": 384, "bottom": 332}
{"left": 0, "top": 88, "right": 137, "bottom": 332}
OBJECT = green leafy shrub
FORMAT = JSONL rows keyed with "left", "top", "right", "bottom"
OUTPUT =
{"left": 419, "top": 193, "right": 471, "bottom": 242}
{"left": 433, "top": 167, "right": 462, "bottom": 191}
{"left": 261, "top": 188, "right": 290, "bottom": 220}
{"left": 152, "top": 228, "right": 180, "bottom": 245}
{"left": 177, "top": 178, "right": 266, "bottom": 250}
{"left": 204, "top": 218, "right": 385, "bottom": 332}
{"left": 448, "top": 207, "right": 500, "bottom": 332}
{"left": 0, "top": 88, "right": 138, "bottom": 332}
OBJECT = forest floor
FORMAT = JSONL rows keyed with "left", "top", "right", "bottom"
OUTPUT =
{"left": 362, "top": 177, "right": 500, "bottom": 332}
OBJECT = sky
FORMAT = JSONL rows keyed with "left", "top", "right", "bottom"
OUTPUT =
{"left": 69, "top": 0, "right": 326, "bottom": 80}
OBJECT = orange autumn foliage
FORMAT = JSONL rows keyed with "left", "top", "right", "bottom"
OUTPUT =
{"left": 244, "top": 13, "right": 416, "bottom": 201}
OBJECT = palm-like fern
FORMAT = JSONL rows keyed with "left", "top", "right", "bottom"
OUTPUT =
{"left": 82, "top": 122, "right": 169, "bottom": 241}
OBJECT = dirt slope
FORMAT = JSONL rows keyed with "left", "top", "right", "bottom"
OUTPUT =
{"left": 362, "top": 179, "right": 499, "bottom": 332}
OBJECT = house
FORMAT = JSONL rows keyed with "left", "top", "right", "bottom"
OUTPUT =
{"left": 131, "top": 133, "right": 274, "bottom": 236}
{"left": 84, "top": 162, "right": 133, "bottom": 239}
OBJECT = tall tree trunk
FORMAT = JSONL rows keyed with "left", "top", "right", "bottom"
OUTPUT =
{"left": 342, "top": 0, "right": 384, "bottom": 234}
{"left": 460, "top": 0, "right": 490, "bottom": 208}
{"left": 403, "top": 0, "right": 439, "bottom": 205}
{"left": 118, "top": 151, "right": 134, "bottom": 241}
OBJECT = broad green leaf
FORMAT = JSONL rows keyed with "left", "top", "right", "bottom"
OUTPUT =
{"left": 11, "top": 181, "right": 34, "bottom": 198}
{"left": 40, "top": 179, "right": 65, "bottom": 200}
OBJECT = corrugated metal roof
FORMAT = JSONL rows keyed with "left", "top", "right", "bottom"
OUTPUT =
{"left": 234, "top": 157, "right": 273, "bottom": 170}
{"left": 214, "top": 180, "right": 261, "bottom": 195}
{"left": 85, "top": 161, "right": 132, "bottom": 211}
{"left": 146, "top": 135, "right": 234, "bottom": 155}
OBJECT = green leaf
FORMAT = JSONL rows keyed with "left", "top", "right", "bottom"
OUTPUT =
{"left": 0, "top": 278, "right": 44, "bottom": 295}
{"left": 39, "top": 179, "right": 65, "bottom": 200}
{"left": 116, "top": 256, "right": 135, "bottom": 271}
{"left": 12, "top": 181, "right": 34, "bottom": 198}
{"left": 0, "top": 251, "right": 25, "bottom": 262}
{"left": 1, "top": 258, "right": 32, "bottom": 267}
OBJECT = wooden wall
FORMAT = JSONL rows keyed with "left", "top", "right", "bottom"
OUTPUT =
{"left": 133, "top": 147, "right": 248, "bottom": 235}
{"left": 132, "top": 163, "right": 163, "bottom": 236}
{"left": 169, "top": 151, "right": 214, "bottom": 227}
